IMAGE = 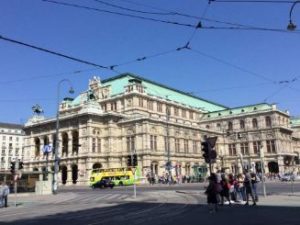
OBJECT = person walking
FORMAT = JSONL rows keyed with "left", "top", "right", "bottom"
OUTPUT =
{"left": 244, "top": 170, "right": 257, "bottom": 206}
{"left": 0, "top": 182, "right": 4, "bottom": 208}
{"left": 250, "top": 170, "right": 259, "bottom": 202}
{"left": 220, "top": 174, "right": 231, "bottom": 205}
{"left": 236, "top": 173, "right": 246, "bottom": 203}
{"left": 2, "top": 182, "right": 10, "bottom": 208}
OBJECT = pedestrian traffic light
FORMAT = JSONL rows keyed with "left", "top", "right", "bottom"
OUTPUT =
{"left": 201, "top": 141, "right": 210, "bottom": 163}
{"left": 132, "top": 154, "right": 138, "bottom": 166}
{"left": 127, "top": 155, "right": 132, "bottom": 167}
{"left": 19, "top": 161, "right": 24, "bottom": 170}
{"left": 10, "top": 161, "right": 15, "bottom": 174}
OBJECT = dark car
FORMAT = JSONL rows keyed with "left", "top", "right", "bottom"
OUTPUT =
{"left": 91, "top": 179, "right": 115, "bottom": 189}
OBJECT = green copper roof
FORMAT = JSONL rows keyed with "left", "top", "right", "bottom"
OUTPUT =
{"left": 205, "top": 103, "right": 274, "bottom": 119}
{"left": 291, "top": 118, "right": 300, "bottom": 126}
{"left": 102, "top": 73, "right": 227, "bottom": 112}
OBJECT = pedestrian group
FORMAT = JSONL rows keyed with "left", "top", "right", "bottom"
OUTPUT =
{"left": 205, "top": 169, "right": 259, "bottom": 213}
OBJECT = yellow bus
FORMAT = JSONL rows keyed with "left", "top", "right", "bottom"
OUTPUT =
{"left": 89, "top": 167, "right": 141, "bottom": 186}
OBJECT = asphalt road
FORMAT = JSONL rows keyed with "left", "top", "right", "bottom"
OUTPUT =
{"left": 58, "top": 180, "right": 300, "bottom": 195}
{"left": 0, "top": 181, "right": 299, "bottom": 225}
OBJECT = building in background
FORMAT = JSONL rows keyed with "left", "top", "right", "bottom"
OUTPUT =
{"left": 22, "top": 73, "right": 300, "bottom": 185}
{"left": 0, "top": 122, "right": 25, "bottom": 171}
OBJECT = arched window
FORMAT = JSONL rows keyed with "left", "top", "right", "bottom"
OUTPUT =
{"left": 265, "top": 116, "right": 272, "bottom": 127}
{"left": 43, "top": 136, "right": 49, "bottom": 145}
{"left": 72, "top": 130, "right": 79, "bottom": 155}
{"left": 228, "top": 121, "right": 233, "bottom": 131}
{"left": 252, "top": 118, "right": 258, "bottom": 129}
{"left": 62, "top": 132, "right": 69, "bottom": 156}
{"left": 240, "top": 120, "right": 245, "bottom": 129}
{"left": 34, "top": 137, "right": 40, "bottom": 157}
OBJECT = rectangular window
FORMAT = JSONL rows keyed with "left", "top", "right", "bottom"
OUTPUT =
{"left": 228, "top": 144, "right": 236, "bottom": 156}
{"left": 147, "top": 100, "right": 153, "bottom": 110}
{"left": 157, "top": 102, "right": 162, "bottom": 112}
{"left": 102, "top": 103, "right": 107, "bottom": 112}
{"left": 193, "top": 141, "right": 197, "bottom": 153}
{"left": 97, "top": 138, "right": 101, "bottom": 153}
{"left": 127, "top": 136, "right": 135, "bottom": 152}
{"left": 175, "top": 138, "right": 180, "bottom": 153}
{"left": 150, "top": 135, "right": 157, "bottom": 150}
{"left": 9, "top": 136, "right": 12, "bottom": 141}
{"left": 266, "top": 140, "right": 276, "bottom": 153}
{"left": 174, "top": 108, "right": 179, "bottom": 116}
{"left": 138, "top": 97, "right": 144, "bottom": 107}
{"left": 111, "top": 102, "right": 117, "bottom": 111}
{"left": 184, "top": 139, "right": 189, "bottom": 153}
{"left": 240, "top": 142, "right": 249, "bottom": 155}
{"left": 182, "top": 109, "right": 186, "bottom": 118}
{"left": 92, "top": 138, "right": 96, "bottom": 153}
{"left": 189, "top": 111, "right": 194, "bottom": 120}
{"left": 253, "top": 141, "right": 261, "bottom": 154}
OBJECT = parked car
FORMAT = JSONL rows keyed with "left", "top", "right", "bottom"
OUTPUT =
{"left": 91, "top": 179, "right": 115, "bottom": 189}
{"left": 280, "top": 173, "right": 300, "bottom": 182}
{"left": 280, "top": 173, "right": 293, "bottom": 182}
{"left": 291, "top": 174, "right": 300, "bottom": 181}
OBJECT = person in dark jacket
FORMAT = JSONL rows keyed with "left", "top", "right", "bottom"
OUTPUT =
{"left": 205, "top": 173, "right": 219, "bottom": 213}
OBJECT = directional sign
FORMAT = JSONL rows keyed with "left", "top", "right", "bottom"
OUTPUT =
{"left": 42, "top": 145, "right": 53, "bottom": 154}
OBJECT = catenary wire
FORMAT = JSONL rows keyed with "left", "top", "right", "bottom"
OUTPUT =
{"left": 93, "top": 0, "right": 176, "bottom": 15}
{"left": 115, "top": 0, "right": 297, "bottom": 32}
{"left": 188, "top": 48, "right": 275, "bottom": 83}
{"left": 0, "top": 34, "right": 122, "bottom": 73}
{"left": 42, "top": 0, "right": 196, "bottom": 28}
{"left": 209, "top": 0, "right": 294, "bottom": 4}
{"left": 0, "top": 68, "right": 100, "bottom": 85}
{"left": 43, "top": 0, "right": 299, "bottom": 34}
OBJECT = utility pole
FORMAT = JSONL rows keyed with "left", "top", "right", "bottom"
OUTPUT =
{"left": 259, "top": 145, "right": 267, "bottom": 197}
{"left": 166, "top": 99, "right": 171, "bottom": 183}
{"left": 130, "top": 144, "right": 137, "bottom": 199}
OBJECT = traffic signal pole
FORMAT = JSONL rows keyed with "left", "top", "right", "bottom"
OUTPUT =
{"left": 130, "top": 149, "right": 137, "bottom": 199}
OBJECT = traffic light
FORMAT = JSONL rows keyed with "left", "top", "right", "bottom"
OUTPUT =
{"left": 10, "top": 161, "right": 15, "bottom": 174}
{"left": 19, "top": 161, "right": 24, "bottom": 170}
{"left": 132, "top": 154, "right": 138, "bottom": 166}
{"left": 201, "top": 141, "right": 210, "bottom": 163}
{"left": 127, "top": 155, "right": 132, "bottom": 167}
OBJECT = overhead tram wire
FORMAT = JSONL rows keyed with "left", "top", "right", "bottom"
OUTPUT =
{"left": 115, "top": 0, "right": 298, "bottom": 33}
{"left": 0, "top": 34, "right": 121, "bottom": 74}
{"left": 186, "top": 3, "right": 211, "bottom": 44}
{"left": 209, "top": 0, "right": 294, "bottom": 4}
{"left": 93, "top": 0, "right": 176, "bottom": 15}
{"left": 188, "top": 48, "right": 275, "bottom": 83}
{"left": 108, "top": 48, "right": 183, "bottom": 70}
{"left": 42, "top": 0, "right": 196, "bottom": 29}
{"left": 43, "top": 0, "right": 299, "bottom": 34}
{"left": 0, "top": 68, "right": 100, "bottom": 85}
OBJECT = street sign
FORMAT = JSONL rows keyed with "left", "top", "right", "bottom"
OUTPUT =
{"left": 42, "top": 144, "right": 53, "bottom": 154}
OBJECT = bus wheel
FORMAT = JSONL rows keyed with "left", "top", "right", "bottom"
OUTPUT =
{"left": 119, "top": 182, "right": 123, "bottom": 186}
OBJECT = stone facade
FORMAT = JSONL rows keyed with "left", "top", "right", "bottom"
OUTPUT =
{"left": 0, "top": 122, "right": 24, "bottom": 171}
{"left": 23, "top": 74, "right": 300, "bottom": 185}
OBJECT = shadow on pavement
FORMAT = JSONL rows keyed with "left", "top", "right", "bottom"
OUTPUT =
{"left": 0, "top": 201, "right": 299, "bottom": 225}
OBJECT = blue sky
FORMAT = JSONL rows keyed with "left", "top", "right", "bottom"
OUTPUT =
{"left": 0, "top": 0, "right": 299, "bottom": 124}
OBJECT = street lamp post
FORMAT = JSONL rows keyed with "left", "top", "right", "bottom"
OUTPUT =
{"left": 259, "top": 145, "right": 267, "bottom": 197}
{"left": 53, "top": 79, "right": 74, "bottom": 194}
{"left": 287, "top": 1, "right": 300, "bottom": 31}
{"left": 166, "top": 103, "right": 171, "bottom": 184}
